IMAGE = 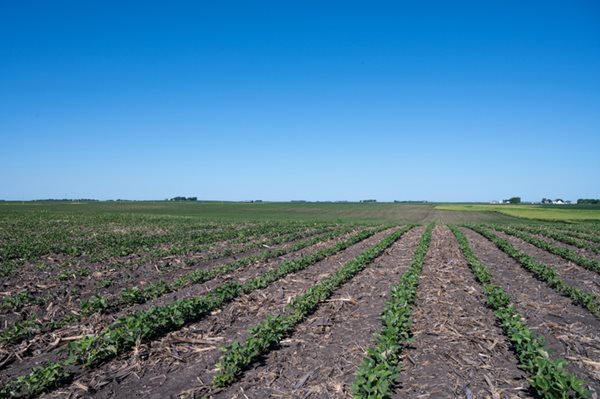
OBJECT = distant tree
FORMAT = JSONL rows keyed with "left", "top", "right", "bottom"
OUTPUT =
{"left": 170, "top": 196, "right": 197, "bottom": 201}
{"left": 505, "top": 197, "right": 521, "bottom": 204}
{"left": 577, "top": 198, "right": 600, "bottom": 204}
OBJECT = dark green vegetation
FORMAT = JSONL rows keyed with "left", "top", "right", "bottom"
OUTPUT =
{"left": 1, "top": 202, "right": 600, "bottom": 398}
{"left": 0, "top": 200, "right": 524, "bottom": 225}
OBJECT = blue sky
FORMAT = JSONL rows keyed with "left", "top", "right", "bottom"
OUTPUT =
{"left": 1, "top": 1, "right": 599, "bottom": 202}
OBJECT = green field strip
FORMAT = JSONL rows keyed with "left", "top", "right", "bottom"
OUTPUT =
{"left": 468, "top": 225, "right": 600, "bottom": 318}
{"left": 0, "top": 226, "right": 388, "bottom": 398}
{"left": 351, "top": 224, "right": 433, "bottom": 398}
{"left": 450, "top": 226, "right": 590, "bottom": 399}
{"left": 511, "top": 225, "right": 600, "bottom": 254}
{"left": 211, "top": 225, "right": 414, "bottom": 388}
{"left": 0, "top": 226, "right": 353, "bottom": 347}
{"left": 493, "top": 225, "right": 600, "bottom": 276}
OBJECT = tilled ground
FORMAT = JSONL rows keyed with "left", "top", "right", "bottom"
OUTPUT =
{"left": 463, "top": 228, "right": 600, "bottom": 394}
{"left": 394, "top": 226, "right": 530, "bottom": 399}
{"left": 1, "top": 228, "right": 360, "bottom": 382}
{"left": 209, "top": 227, "right": 426, "bottom": 399}
{"left": 2, "top": 223, "right": 600, "bottom": 399}
{"left": 0, "top": 236, "right": 302, "bottom": 329}
{"left": 493, "top": 230, "right": 600, "bottom": 298}
{"left": 40, "top": 228, "right": 396, "bottom": 398}
{"left": 523, "top": 230, "right": 600, "bottom": 263}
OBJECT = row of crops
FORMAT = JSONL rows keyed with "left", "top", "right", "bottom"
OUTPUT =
{"left": 1, "top": 211, "right": 600, "bottom": 398}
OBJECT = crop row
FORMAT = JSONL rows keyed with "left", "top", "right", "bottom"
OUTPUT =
{"left": 0, "top": 226, "right": 352, "bottom": 349}
{"left": 552, "top": 226, "right": 600, "bottom": 245}
{"left": 451, "top": 226, "right": 590, "bottom": 399}
{"left": 0, "top": 222, "right": 339, "bottom": 312}
{"left": 512, "top": 225, "right": 600, "bottom": 254}
{"left": 0, "top": 225, "right": 337, "bottom": 316}
{"left": 0, "top": 218, "right": 331, "bottom": 277}
{"left": 212, "top": 225, "right": 414, "bottom": 388}
{"left": 351, "top": 224, "right": 433, "bottom": 398}
{"left": 554, "top": 223, "right": 600, "bottom": 236}
{"left": 493, "top": 225, "right": 600, "bottom": 276}
{"left": 49, "top": 222, "right": 335, "bottom": 281}
{"left": 0, "top": 226, "right": 387, "bottom": 398}
{"left": 468, "top": 225, "right": 600, "bottom": 317}
{"left": 1, "top": 217, "right": 229, "bottom": 262}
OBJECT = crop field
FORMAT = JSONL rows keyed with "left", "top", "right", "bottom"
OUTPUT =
{"left": 435, "top": 204, "right": 600, "bottom": 222}
{"left": 1, "top": 203, "right": 600, "bottom": 398}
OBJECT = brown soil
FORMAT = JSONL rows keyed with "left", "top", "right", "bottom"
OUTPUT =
{"left": 493, "top": 230, "right": 600, "bottom": 298}
{"left": 39, "top": 228, "right": 396, "bottom": 398}
{"left": 463, "top": 228, "right": 600, "bottom": 394}
{"left": 393, "top": 226, "right": 531, "bottom": 399}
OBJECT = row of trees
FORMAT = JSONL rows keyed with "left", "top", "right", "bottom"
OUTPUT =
{"left": 577, "top": 199, "right": 600, "bottom": 204}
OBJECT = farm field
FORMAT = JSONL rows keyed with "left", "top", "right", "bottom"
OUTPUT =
{"left": 1, "top": 203, "right": 600, "bottom": 398}
{"left": 435, "top": 204, "right": 600, "bottom": 222}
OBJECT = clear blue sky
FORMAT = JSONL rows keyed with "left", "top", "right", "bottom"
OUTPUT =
{"left": 1, "top": 1, "right": 599, "bottom": 202}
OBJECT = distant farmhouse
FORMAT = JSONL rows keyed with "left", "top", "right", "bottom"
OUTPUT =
{"left": 541, "top": 198, "right": 571, "bottom": 205}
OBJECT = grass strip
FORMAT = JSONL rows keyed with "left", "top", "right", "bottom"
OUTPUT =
{"left": 0, "top": 226, "right": 387, "bottom": 398}
{"left": 351, "top": 223, "right": 433, "bottom": 398}
{"left": 450, "top": 225, "right": 590, "bottom": 399}
{"left": 212, "top": 225, "right": 414, "bottom": 388}
{"left": 468, "top": 225, "right": 600, "bottom": 318}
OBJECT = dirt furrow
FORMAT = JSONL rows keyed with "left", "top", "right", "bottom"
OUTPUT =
{"left": 41, "top": 228, "right": 398, "bottom": 398}
{"left": 393, "top": 226, "right": 531, "bottom": 398}
{"left": 209, "top": 226, "right": 425, "bottom": 399}
{"left": 463, "top": 228, "right": 600, "bottom": 394}
{"left": 493, "top": 230, "right": 600, "bottom": 297}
